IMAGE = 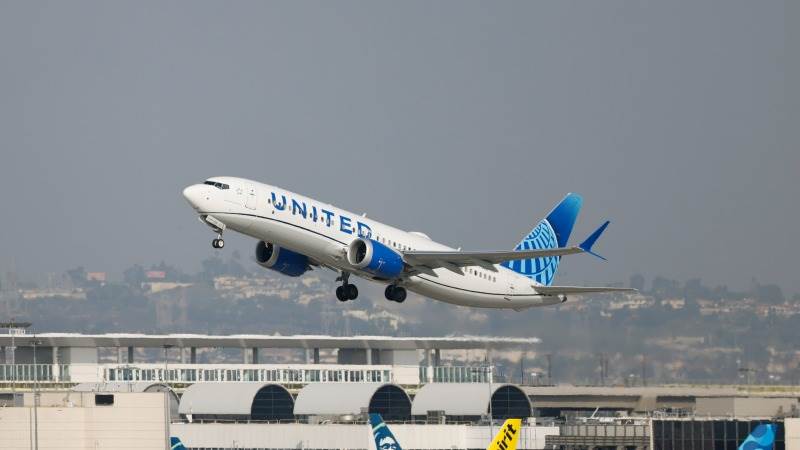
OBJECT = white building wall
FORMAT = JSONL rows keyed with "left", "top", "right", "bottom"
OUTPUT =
{"left": 172, "top": 423, "right": 559, "bottom": 450}
{"left": 787, "top": 418, "right": 799, "bottom": 450}
{"left": 0, "top": 392, "right": 168, "bottom": 450}
{"left": 68, "top": 363, "right": 105, "bottom": 383}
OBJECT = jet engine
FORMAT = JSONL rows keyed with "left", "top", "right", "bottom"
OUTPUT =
{"left": 347, "top": 237, "right": 404, "bottom": 279}
{"left": 255, "top": 241, "right": 309, "bottom": 277}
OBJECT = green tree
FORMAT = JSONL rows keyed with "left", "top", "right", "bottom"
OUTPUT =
{"left": 66, "top": 266, "right": 87, "bottom": 287}
{"left": 123, "top": 264, "right": 146, "bottom": 286}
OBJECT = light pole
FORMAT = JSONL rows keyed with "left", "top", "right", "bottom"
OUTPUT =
{"left": 32, "top": 334, "right": 42, "bottom": 450}
{"left": 487, "top": 364, "right": 493, "bottom": 441}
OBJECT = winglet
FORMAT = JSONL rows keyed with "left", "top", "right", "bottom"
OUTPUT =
{"left": 578, "top": 221, "right": 610, "bottom": 261}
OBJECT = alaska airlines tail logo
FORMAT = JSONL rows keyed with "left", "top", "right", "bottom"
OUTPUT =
{"left": 488, "top": 418, "right": 522, "bottom": 450}
{"left": 370, "top": 413, "right": 402, "bottom": 450}
{"left": 170, "top": 437, "right": 187, "bottom": 450}
{"left": 502, "top": 219, "right": 560, "bottom": 286}
{"left": 739, "top": 424, "right": 777, "bottom": 450}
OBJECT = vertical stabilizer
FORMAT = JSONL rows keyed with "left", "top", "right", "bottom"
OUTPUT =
{"left": 502, "top": 193, "right": 582, "bottom": 285}
{"left": 170, "top": 437, "right": 188, "bottom": 450}
{"left": 370, "top": 413, "right": 403, "bottom": 450}
{"left": 738, "top": 424, "right": 777, "bottom": 450}
{"left": 487, "top": 418, "right": 522, "bottom": 450}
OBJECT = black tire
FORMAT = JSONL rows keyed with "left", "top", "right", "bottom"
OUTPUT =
{"left": 384, "top": 285, "right": 395, "bottom": 301}
{"left": 394, "top": 287, "right": 407, "bottom": 303}
{"left": 212, "top": 239, "right": 219, "bottom": 248}
{"left": 346, "top": 284, "right": 358, "bottom": 300}
{"left": 336, "top": 286, "right": 347, "bottom": 302}
{"left": 217, "top": 239, "right": 224, "bottom": 248}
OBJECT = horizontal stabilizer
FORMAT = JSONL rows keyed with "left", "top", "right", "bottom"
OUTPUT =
{"left": 534, "top": 286, "right": 636, "bottom": 295}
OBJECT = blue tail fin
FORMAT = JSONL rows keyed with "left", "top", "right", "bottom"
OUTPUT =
{"left": 170, "top": 437, "right": 187, "bottom": 450}
{"left": 738, "top": 424, "right": 777, "bottom": 450}
{"left": 370, "top": 413, "right": 403, "bottom": 450}
{"left": 502, "top": 193, "right": 582, "bottom": 286}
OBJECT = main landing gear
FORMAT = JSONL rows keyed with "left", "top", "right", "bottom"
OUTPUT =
{"left": 335, "top": 272, "right": 358, "bottom": 302}
{"left": 385, "top": 284, "right": 407, "bottom": 303}
{"left": 212, "top": 233, "right": 225, "bottom": 249}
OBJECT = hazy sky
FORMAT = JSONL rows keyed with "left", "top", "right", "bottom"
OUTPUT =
{"left": 0, "top": 1, "right": 797, "bottom": 293}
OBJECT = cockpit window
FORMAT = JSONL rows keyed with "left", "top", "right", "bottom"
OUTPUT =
{"left": 204, "top": 181, "right": 230, "bottom": 190}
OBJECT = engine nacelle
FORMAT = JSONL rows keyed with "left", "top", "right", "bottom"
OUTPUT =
{"left": 255, "top": 241, "right": 309, "bottom": 277}
{"left": 347, "top": 237, "right": 404, "bottom": 279}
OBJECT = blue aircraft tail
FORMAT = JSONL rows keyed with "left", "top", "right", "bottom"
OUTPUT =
{"left": 502, "top": 193, "right": 583, "bottom": 286}
{"left": 170, "top": 437, "right": 187, "bottom": 450}
{"left": 370, "top": 413, "right": 403, "bottom": 450}
{"left": 738, "top": 424, "right": 777, "bottom": 450}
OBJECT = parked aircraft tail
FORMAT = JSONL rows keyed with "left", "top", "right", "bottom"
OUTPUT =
{"left": 370, "top": 413, "right": 403, "bottom": 450}
{"left": 738, "top": 423, "right": 777, "bottom": 450}
{"left": 369, "top": 413, "right": 522, "bottom": 450}
{"left": 487, "top": 418, "right": 522, "bottom": 450}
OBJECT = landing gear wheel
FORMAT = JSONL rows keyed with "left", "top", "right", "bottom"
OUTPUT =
{"left": 393, "top": 287, "right": 407, "bottom": 303}
{"left": 212, "top": 235, "right": 225, "bottom": 249}
{"left": 385, "top": 285, "right": 407, "bottom": 303}
{"left": 335, "top": 271, "right": 358, "bottom": 302}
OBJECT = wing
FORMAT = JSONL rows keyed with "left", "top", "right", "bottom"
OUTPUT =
{"left": 402, "top": 221, "right": 610, "bottom": 273}
{"left": 404, "top": 246, "right": 584, "bottom": 269}
{"left": 534, "top": 286, "right": 636, "bottom": 295}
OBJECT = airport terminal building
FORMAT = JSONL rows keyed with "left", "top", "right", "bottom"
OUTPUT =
{"left": 0, "top": 333, "right": 522, "bottom": 387}
{"left": 0, "top": 332, "right": 798, "bottom": 450}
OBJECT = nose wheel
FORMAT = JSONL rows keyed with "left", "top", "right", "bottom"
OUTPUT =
{"left": 385, "top": 285, "right": 407, "bottom": 303}
{"left": 212, "top": 234, "right": 225, "bottom": 249}
{"left": 335, "top": 272, "right": 358, "bottom": 302}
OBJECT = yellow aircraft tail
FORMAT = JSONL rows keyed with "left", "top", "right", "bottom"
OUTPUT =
{"left": 487, "top": 418, "right": 522, "bottom": 450}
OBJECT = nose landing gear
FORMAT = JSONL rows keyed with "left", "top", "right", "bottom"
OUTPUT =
{"left": 384, "top": 285, "right": 407, "bottom": 303}
{"left": 212, "top": 234, "right": 225, "bottom": 249}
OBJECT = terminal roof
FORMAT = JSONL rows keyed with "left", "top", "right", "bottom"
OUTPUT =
{"left": 0, "top": 333, "right": 539, "bottom": 349}
{"left": 411, "top": 383, "right": 530, "bottom": 416}
{"left": 179, "top": 382, "right": 291, "bottom": 416}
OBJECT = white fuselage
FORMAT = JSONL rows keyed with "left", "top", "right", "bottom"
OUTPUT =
{"left": 183, "top": 177, "right": 560, "bottom": 309}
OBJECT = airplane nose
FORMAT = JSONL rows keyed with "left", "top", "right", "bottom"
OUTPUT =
{"left": 182, "top": 184, "right": 205, "bottom": 209}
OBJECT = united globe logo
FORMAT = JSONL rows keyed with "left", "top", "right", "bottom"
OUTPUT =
{"left": 502, "top": 219, "right": 560, "bottom": 286}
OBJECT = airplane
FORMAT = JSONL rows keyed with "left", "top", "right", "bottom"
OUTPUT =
{"left": 182, "top": 177, "right": 633, "bottom": 309}
{"left": 369, "top": 413, "right": 522, "bottom": 450}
